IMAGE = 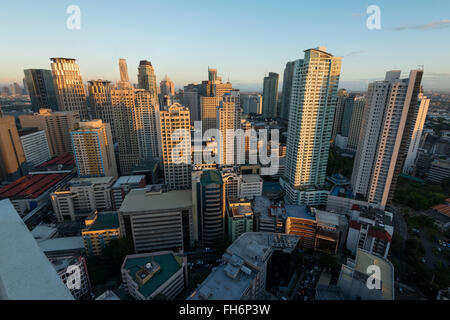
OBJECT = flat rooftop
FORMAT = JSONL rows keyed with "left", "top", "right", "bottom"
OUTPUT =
{"left": 315, "top": 209, "right": 340, "bottom": 226}
{"left": 38, "top": 236, "right": 84, "bottom": 255}
{"left": 0, "top": 199, "right": 73, "bottom": 300}
{"left": 241, "top": 174, "right": 263, "bottom": 184}
{"left": 112, "top": 175, "right": 145, "bottom": 188}
{"left": 353, "top": 249, "right": 394, "bottom": 300}
{"left": 69, "top": 176, "right": 115, "bottom": 186}
{"left": 123, "top": 253, "right": 182, "bottom": 298}
{"left": 285, "top": 204, "right": 314, "bottom": 220}
{"left": 84, "top": 212, "right": 119, "bottom": 232}
{"left": 119, "top": 188, "right": 192, "bottom": 212}
{"left": 32, "top": 224, "right": 58, "bottom": 242}
{"left": 0, "top": 172, "right": 71, "bottom": 199}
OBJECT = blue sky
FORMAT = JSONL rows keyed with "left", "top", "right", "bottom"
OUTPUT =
{"left": 1, "top": 0, "right": 450, "bottom": 91}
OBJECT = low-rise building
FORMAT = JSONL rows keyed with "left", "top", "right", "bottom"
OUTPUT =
{"left": 49, "top": 255, "right": 91, "bottom": 299}
{"left": 121, "top": 251, "right": 186, "bottom": 300}
{"left": 19, "top": 128, "right": 51, "bottom": 169}
{"left": 346, "top": 205, "right": 394, "bottom": 259}
{"left": 252, "top": 196, "right": 286, "bottom": 233}
{"left": 111, "top": 175, "right": 146, "bottom": 210}
{"left": 189, "top": 233, "right": 299, "bottom": 300}
{"left": 239, "top": 174, "right": 263, "bottom": 199}
{"left": 51, "top": 176, "right": 115, "bottom": 222}
{"left": 428, "top": 158, "right": 450, "bottom": 184}
{"left": 227, "top": 198, "right": 254, "bottom": 242}
{"left": 82, "top": 211, "right": 121, "bottom": 256}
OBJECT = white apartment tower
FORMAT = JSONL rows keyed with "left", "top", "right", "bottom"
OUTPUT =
{"left": 50, "top": 58, "right": 89, "bottom": 119}
{"left": 282, "top": 47, "right": 342, "bottom": 206}
{"left": 351, "top": 70, "right": 424, "bottom": 207}
{"left": 159, "top": 104, "right": 192, "bottom": 190}
{"left": 71, "top": 120, "right": 118, "bottom": 178}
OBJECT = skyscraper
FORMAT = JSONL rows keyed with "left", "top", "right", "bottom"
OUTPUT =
{"left": 119, "top": 58, "right": 130, "bottom": 83}
{"left": 262, "top": 72, "right": 279, "bottom": 118}
{"left": 137, "top": 60, "right": 157, "bottom": 95}
{"left": 281, "top": 47, "right": 342, "bottom": 205}
{"left": 242, "top": 94, "right": 262, "bottom": 114}
{"left": 160, "top": 75, "right": 175, "bottom": 97}
{"left": 159, "top": 104, "right": 192, "bottom": 190}
{"left": 23, "top": 69, "right": 58, "bottom": 112}
{"left": 88, "top": 80, "right": 116, "bottom": 141}
{"left": 217, "top": 93, "right": 241, "bottom": 165}
{"left": 71, "top": 120, "right": 118, "bottom": 178}
{"left": 280, "top": 61, "right": 295, "bottom": 120}
{"left": 346, "top": 96, "right": 366, "bottom": 151}
{"left": 0, "top": 115, "right": 26, "bottom": 181}
{"left": 403, "top": 92, "right": 430, "bottom": 174}
{"left": 110, "top": 86, "right": 141, "bottom": 175}
{"left": 50, "top": 58, "right": 89, "bottom": 119}
{"left": 331, "top": 89, "right": 349, "bottom": 140}
{"left": 351, "top": 70, "right": 424, "bottom": 207}
{"left": 19, "top": 108, "right": 80, "bottom": 157}
{"left": 201, "top": 96, "right": 221, "bottom": 133}
{"left": 134, "top": 89, "right": 161, "bottom": 161}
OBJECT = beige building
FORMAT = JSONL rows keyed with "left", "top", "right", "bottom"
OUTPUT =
{"left": 19, "top": 108, "right": 80, "bottom": 157}
{"left": 71, "top": 120, "right": 117, "bottom": 178}
{"left": 201, "top": 96, "right": 221, "bottom": 133}
{"left": 88, "top": 80, "right": 117, "bottom": 141}
{"left": 283, "top": 47, "right": 342, "bottom": 206}
{"left": 50, "top": 58, "right": 88, "bottom": 119}
{"left": 160, "top": 104, "right": 192, "bottom": 190}
{"left": 217, "top": 94, "right": 241, "bottom": 165}
{"left": 0, "top": 115, "right": 26, "bottom": 181}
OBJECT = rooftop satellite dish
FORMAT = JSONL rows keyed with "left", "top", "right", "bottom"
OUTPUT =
{"left": 146, "top": 262, "right": 152, "bottom": 269}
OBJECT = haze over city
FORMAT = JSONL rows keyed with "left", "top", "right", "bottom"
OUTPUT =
{"left": 1, "top": 0, "right": 450, "bottom": 91}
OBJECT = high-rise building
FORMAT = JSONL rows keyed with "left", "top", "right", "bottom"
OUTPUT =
{"left": 200, "top": 96, "right": 221, "bottom": 133}
{"left": 262, "top": 72, "right": 279, "bottom": 118}
{"left": 134, "top": 89, "right": 161, "bottom": 161}
{"left": 280, "top": 61, "right": 295, "bottom": 120}
{"left": 346, "top": 96, "right": 366, "bottom": 151}
{"left": 18, "top": 128, "right": 51, "bottom": 168}
{"left": 282, "top": 47, "right": 342, "bottom": 206}
{"left": 137, "top": 60, "right": 157, "bottom": 95}
{"left": 402, "top": 93, "right": 430, "bottom": 174}
{"left": 182, "top": 86, "right": 201, "bottom": 123}
{"left": 0, "top": 115, "right": 27, "bottom": 181}
{"left": 160, "top": 75, "right": 175, "bottom": 97}
{"left": 119, "top": 58, "right": 130, "bottom": 83}
{"left": 159, "top": 104, "right": 192, "bottom": 190}
{"left": 351, "top": 70, "right": 424, "bottom": 207}
{"left": 19, "top": 108, "right": 80, "bottom": 157}
{"left": 50, "top": 58, "right": 89, "bottom": 119}
{"left": 195, "top": 170, "right": 225, "bottom": 247}
{"left": 110, "top": 86, "right": 140, "bottom": 175}
{"left": 331, "top": 89, "right": 349, "bottom": 140}
{"left": 242, "top": 94, "right": 262, "bottom": 114}
{"left": 23, "top": 69, "right": 58, "bottom": 112}
{"left": 88, "top": 80, "right": 117, "bottom": 141}
{"left": 217, "top": 93, "right": 241, "bottom": 165}
{"left": 71, "top": 120, "right": 118, "bottom": 178}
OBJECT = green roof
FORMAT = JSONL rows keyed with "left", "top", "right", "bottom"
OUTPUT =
{"left": 86, "top": 212, "right": 119, "bottom": 231}
{"left": 200, "top": 170, "right": 223, "bottom": 185}
{"left": 124, "top": 254, "right": 182, "bottom": 298}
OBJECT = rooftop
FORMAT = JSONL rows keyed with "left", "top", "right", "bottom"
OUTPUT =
{"left": 0, "top": 199, "right": 73, "bottom": 300}
{"left": 0, "top": 172, "right": 71, "bottom": 199}
{"left": 285, "top": 205, "right": 314, "bottom": 221}
{"left": 112, "top": 175, "right": 146, "bottom": 189}
{"left": 200, "top": 170, "right": 223, "bottom": 185}
{"left": 123, "top": 253, "right": 182, "bottom": 298}
{"left": 119, "top": 188, "right": 192, "bottom": 212}
{"left": 38, "top": 236, "right": 84, "bottom": 255}
{"left": 69, "top": 176, "right": 115, "bottom": 187}
{"left": 241, "top": 174, "right": 263, "bottom": 184}
{"left": 84, "top": 212, "right": 119, "bottom": 232}
{"left": 32, "top": 224, "right": 58, "bottom": 242}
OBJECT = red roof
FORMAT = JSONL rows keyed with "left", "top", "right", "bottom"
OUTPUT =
{"left": 349, "top": 220, "right": 361, "bottom": 230}
{"left": 351, "top": 204, "right": 361, "bottom": 211}
{"left": 0, "top": 173, "right": 70, "bottom": 199}
{"left": 38, "top": 153, "right": 74, "bottom": 168}
{"left": 432, "top": 204, "right": 450, "bottom": 218}
{"left": 368, "top": 228, "right": 392, "bottom": 242}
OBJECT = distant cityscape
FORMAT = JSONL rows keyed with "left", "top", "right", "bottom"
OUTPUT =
{"left": 0, "top": 44, "right": 449, "bottom": 302}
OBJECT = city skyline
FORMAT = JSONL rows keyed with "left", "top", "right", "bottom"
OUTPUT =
{"left": 1, "top": 1, "right": 450, "bottom": 91}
